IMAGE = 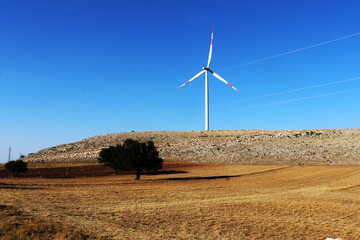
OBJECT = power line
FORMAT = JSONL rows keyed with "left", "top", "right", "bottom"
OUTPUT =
{"left": 128, "top": 76, "right": 360, "bottom": 123}
{"left": 211, "top": 76, "right": 360, "bottom": 108}
{"left": 218, "top": 32, "right": 360, "bottom": 72}
{"left": 215, "top": 88, "right": 360, "bottom": 113}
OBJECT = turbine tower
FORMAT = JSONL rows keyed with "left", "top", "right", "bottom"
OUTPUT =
{"left": 177, "top": 28, "right": 241, "bottom": 130}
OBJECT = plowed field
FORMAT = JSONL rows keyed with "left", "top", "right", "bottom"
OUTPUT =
{"left": 1, "top": 163, "right": 360, "bottom": 239}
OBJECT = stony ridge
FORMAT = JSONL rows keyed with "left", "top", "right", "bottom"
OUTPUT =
{"left": 24, "top": 129, "right": 360, "bottom": 165}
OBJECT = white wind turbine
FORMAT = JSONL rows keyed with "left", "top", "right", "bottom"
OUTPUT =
{"left": 176, "top": 28, "right": 241, "bottom": 130}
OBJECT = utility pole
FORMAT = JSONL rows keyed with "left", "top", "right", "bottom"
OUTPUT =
{"left": 8, "top": 146, "right": 11, "bottom": 161}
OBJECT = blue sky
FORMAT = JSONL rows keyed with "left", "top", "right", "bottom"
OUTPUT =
{"left": 1, "top": 0, "right": 360, "bottom": 162}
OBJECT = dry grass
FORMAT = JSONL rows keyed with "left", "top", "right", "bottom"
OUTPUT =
{"left": 0, "top": 204, "right": 96, "bottom": 239}
{"left": 1, "top": 163, "right": 360, "bottom": 239}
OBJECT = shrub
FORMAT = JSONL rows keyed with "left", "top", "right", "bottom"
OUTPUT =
{"left": 5, "top": 160, "right": 28, "bottom": 177}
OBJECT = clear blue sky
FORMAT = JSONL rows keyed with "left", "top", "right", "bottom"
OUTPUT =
{"left": 1, "top": 0, "right": 360, "bottom": 162}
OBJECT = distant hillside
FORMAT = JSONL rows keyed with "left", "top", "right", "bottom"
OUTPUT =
{"left": 24, "top": 129, "right": 360, "bottom": 165}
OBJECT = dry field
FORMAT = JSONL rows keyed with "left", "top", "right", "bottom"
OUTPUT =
{"left": 1, "top": 163, "right": 360, "bottom": 239}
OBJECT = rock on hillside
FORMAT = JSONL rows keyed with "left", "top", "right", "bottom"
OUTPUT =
{"left": 24, "top": 129, "right": 360, "bottom": 165}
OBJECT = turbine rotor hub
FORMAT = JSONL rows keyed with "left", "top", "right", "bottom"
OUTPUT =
{"left": 203, "top": 67, "right": 214, "bottom": 74}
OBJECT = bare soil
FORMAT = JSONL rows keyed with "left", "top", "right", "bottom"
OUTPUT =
{"left": 0, "top": 162, "right": 202, "bottom": 178}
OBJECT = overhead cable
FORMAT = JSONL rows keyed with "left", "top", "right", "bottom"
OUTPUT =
{"left": 153, "top": 76, "right": 360, "bottom": 120}
{"left": 212, "top": 76, "right": 360, "bottom": 107}
{"left": 215, "top": 88, "right": 360, "bottom": 113}
{"left": 218, "top": 32, "right": 360, "bottom": 72}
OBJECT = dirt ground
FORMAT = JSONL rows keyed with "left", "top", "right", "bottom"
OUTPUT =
{"left": 0, "top": 162, "right": 202, "bottom": 178}
{"left": 1, "top": 162, "right": 360, "bottom": 239}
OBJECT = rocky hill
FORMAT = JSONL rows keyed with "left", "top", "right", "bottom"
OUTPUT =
{"left": 24, "top": 129, "right": 360, "bottom": 165}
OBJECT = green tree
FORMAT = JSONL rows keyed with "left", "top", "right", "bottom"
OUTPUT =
{"left": 98, "top": 139, "right": 163, "bottom": 180}
{"left": 5, "top": 160, "right": 28, "bottom": 177}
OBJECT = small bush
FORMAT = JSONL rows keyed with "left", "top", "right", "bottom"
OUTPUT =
{"left": 5, "top": 160, "right": 28, "bottom": 177}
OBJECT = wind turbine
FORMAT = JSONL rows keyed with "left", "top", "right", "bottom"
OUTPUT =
{"left": 176, "top": 28, "right": 241, "bottom": 130}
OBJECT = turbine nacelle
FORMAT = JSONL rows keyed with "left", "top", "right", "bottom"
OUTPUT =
{"left": 202, "top": 66, "right": 214, "bottom": 74}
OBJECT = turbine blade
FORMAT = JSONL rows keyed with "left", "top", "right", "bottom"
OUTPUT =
{"left": 207, "top": 27, "right": 213, "bottom": 68}
{"left": 176, "top": 70, "right": 206, "bottom": 89}
{"left": 212, "top": 71, "right": 241, "bottom": 94}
